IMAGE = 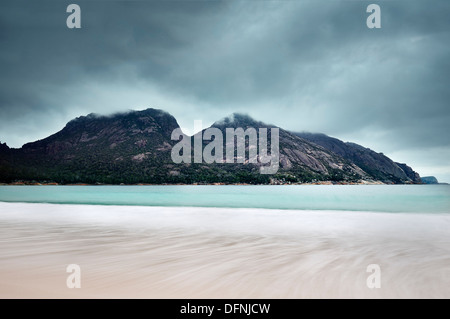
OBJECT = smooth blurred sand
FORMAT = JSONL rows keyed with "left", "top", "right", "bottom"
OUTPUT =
{"left": 0, "top": 202, "right": 449, "bottom": 298}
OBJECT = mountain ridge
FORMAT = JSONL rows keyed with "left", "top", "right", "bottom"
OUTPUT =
{"left": 0, "top": 108, "right": 422, "bottom": 185}
{"left": 294, "top": 132, "right": 421, "bottom": 184}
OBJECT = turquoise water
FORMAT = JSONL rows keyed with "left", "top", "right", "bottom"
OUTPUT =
{"left": 0, "top": 185, "right": 449, "bottom": 213}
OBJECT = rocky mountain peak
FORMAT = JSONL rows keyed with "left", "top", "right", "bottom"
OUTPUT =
{"left": 212, "top": 113, "right": 273, "bottom": 130}
{"left": 0, "top": 109, "right": 423, "bottom": 185}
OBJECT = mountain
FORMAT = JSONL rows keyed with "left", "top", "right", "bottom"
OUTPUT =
{"left": 208, "top": 114, "right": 368, "bottom": 182}
{"left": 294, "top": 132, "right": 421, "bottom": 184}
{"left": 0, "top": 109, "right": 180, "bottom": 184}
{"left": 0, "top": 109, "right": 421, "bottom": 184}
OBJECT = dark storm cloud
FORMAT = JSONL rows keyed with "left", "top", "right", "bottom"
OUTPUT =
{"left": 0, "top": 0, "right": 449, "bottom": 181}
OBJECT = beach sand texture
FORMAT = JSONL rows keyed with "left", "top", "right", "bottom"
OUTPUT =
{"left": 0, "top": 203, "right": 449, "bottom": 298}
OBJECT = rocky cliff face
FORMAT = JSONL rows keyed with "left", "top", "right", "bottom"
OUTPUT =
{"left": 294, "top": 132, "right": 421, "bottom": 184}
{"left": 209, "top": 114, "right": 368, "bottom": 181}
{"left": 22, "top": 108, "right": 178, "bottom": 157}
{"left": 395, "top": 163, "right": 422, "bottom": 183}
{"left": 0, "top": 109, "right": 421, "bottom": 184}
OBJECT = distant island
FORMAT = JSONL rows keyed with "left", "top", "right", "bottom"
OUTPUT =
{"left": 420, "top": 176, "right": 448, "bottom": 185}
{"left": 421, "top": 176, "right": 439, "bottom": 184}
{"left": 0, "top": 108, "right": 424, "bottom": 185}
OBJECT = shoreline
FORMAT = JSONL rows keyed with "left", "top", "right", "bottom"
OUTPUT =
{"left": 2, "top": 180, "right": 426, "bottom": 186}
{"left": 0, "top": 200, "right": 448, "bottom": 215}
{"left": 1, "top": 202, "right": 450, "bottom": 298}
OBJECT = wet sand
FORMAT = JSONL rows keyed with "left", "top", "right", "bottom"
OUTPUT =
{"left": 0, "top": 202, "right": 449, "bottom": 298}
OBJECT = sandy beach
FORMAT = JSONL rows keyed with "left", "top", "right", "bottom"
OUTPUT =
{"left": 0, "top": 202, "right": 449, "bottom": 298}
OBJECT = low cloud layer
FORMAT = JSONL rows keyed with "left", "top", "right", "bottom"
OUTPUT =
{"left": 1, "top": 0, "right": 449, "bottom": 181}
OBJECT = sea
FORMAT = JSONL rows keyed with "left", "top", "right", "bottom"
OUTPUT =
{"left": 0, "top": 184, "right": 449, "bottom": 213}
{"left": 0, "top": 185, "right": 449, "bottom": 298}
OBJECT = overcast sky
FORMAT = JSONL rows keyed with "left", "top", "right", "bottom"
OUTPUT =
{"left": 1, "top": 0, "right": 449, "bottom": 182}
